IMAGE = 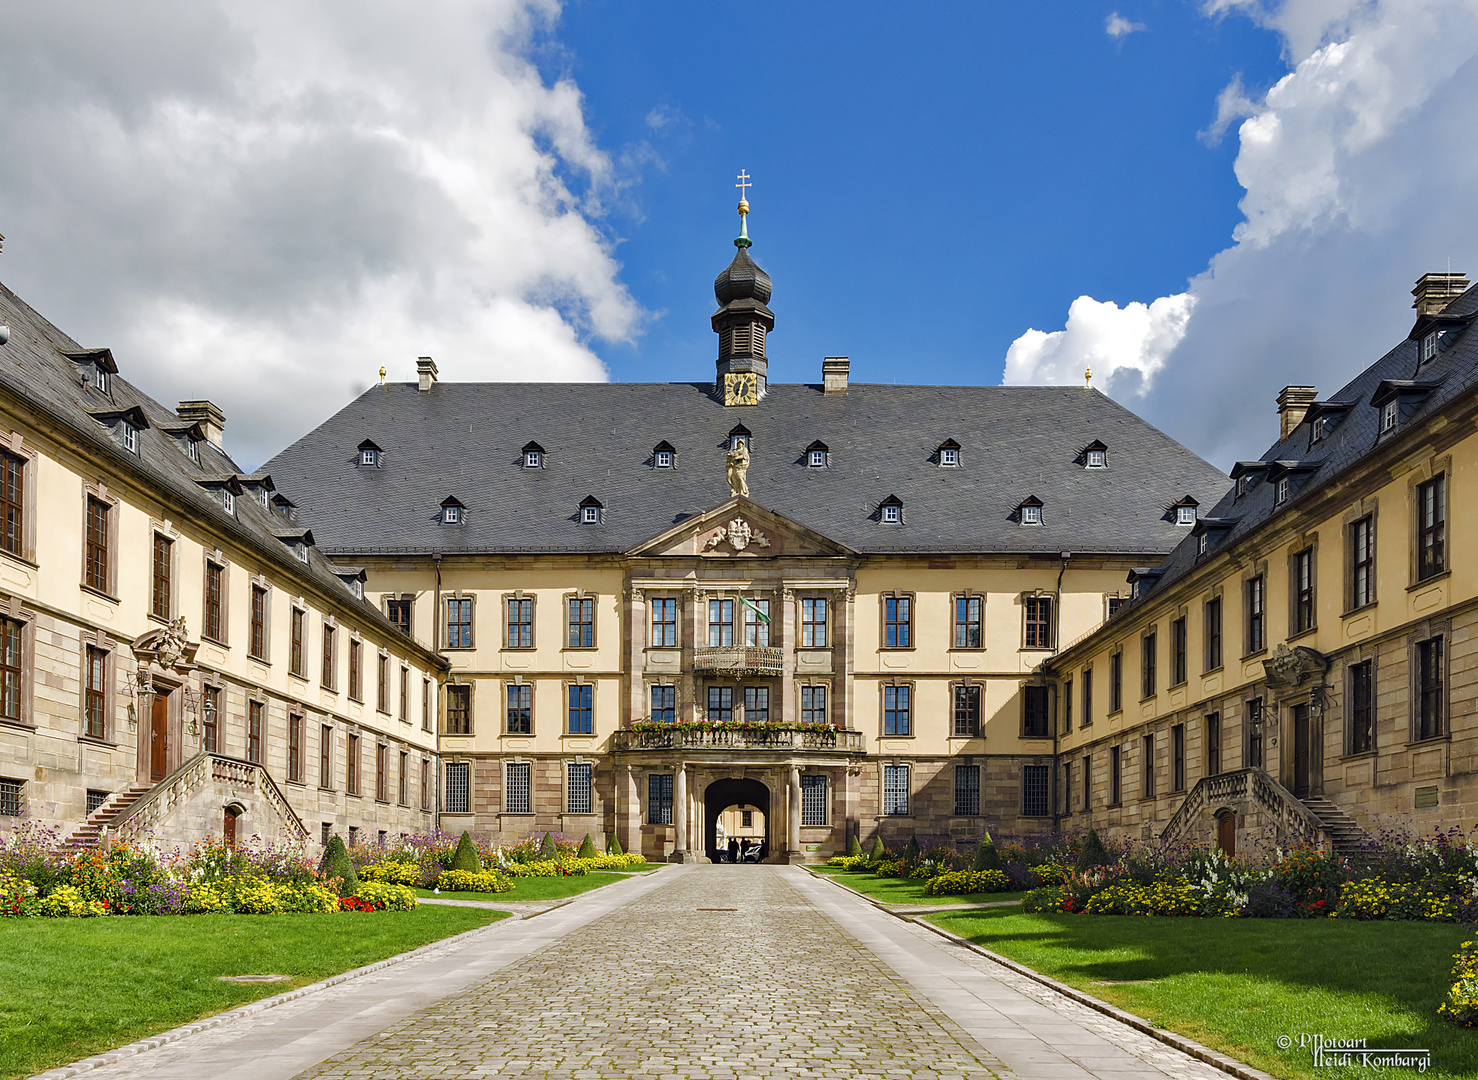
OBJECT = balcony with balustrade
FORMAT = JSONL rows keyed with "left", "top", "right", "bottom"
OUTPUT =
{"left": 691, "top": 646, "right": 784, "bottom": 677}
{"left": 612, "top": 722, "right": 865, "bottom": 758}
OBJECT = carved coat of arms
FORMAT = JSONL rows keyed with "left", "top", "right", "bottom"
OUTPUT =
{"left": 1262, "top": 642, "right": 1329, "bottom": 691}
{"left": 704, "top": 517, "right": 771, "bottom": 553}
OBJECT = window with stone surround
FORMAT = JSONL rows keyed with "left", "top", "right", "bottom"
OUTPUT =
{"left": 204, "top": 561, "right": 226, "bottom": 643}
{"left": 647, "top": 773, "right": 673, "bottom": 825}
{"left": 288, "top": 714, "right": 302, "bottom": 783}
{"left": 567, "top": 596, "right": 595, "bottom": 648}
{"left": 203, "top": 686, "right": 220, "bottom": 753}
{"left": 953, "top": 594, "right": 982, "bottom": 649}
{"left": 0, "top": 777, "right": 21, "bottom": 817}
{"left": 0, "top": 449, "right": 24, "bottom": 558}
{"left": 319, "top": 724, "right": 333, "bottom": 788}
{"left": 399, "top": 750, "right": 409, "bottom": 805}
{"left": 801, "top": 774, "right": 827, "bottom": 825}
{"left": 250, "top": 585, "right": 269, "bottom": 661}
{"left": 346, "top": 734, "right": 360, "bottom": 795}
{"left": 1021, "top": 764, "right": 1050, "bottom": 817}
{"left": 954, "top": 764, "right": 980, "bottom": 817}
{"left": 505, "top": 683, "right": 530, "bottom": 734}
{"left": 1142, "top": 733, "right": 1156, "bottom": 797}
{"left": 290, "top": 609, "right": 305, "bottom": 678}
{"left": 1245, "top": 575, "right": 1265, "bottom": 655}
{"left": 801, "top": 685, "right": 826, "bottom": 725}
{"left": 1022, "top": 685, "right": 1049, "bottom": 738}
{"left": 444, "top": 761, "right": 470, "bottom": 814}
{"left": 1141, "top": 629, "right": 1157, "bottom": 698}
{"left": 650, "top": 684, "right": 675, "bottom": 724}
{"left": 348, "top": 639, "right": 363, "bottom": 702}
{"left": 84, "top": 496, "right": 110, "bottom": 593}
{"left": 1204, "top": 597, "right": 1223, "bottom": 671}
{"left": 445, "top": 683, "right": 472, "bottom": 735}
{"left": 883, "top": 684, "right": 911, "bottom": 736}
{"left": 953, "top": 683, "right": 981, "bottom": 737}
{"left": 506, "top": 597, "right": 534, "bottom": 649}
{"left": 446, "top": 597, "right": 473, "bottom": 649}
{"left": 151, "top": 534, "right": 173, "bottom": 620}
{"left": 1292, "top": 547, "right": 1315, "bottom": 634}
{"left": 708, "top": 599, "right": 734, "bottom": 647}
{"left": 247, "top": 701, "right": 264, "bottom": 764}
{"left": 650, "top": 597, "right": 677, "bottom": 648}
{"left": 882, "top": 594, "right": 912, "bottom": 649}
{"left": 0, "top": 616, "right": 22, "bottom": 723}
{"left": 801, "top": 597, "right": 827, "bottom": 648}
{"left": 568, "top": 762, "right": 593, "bottom": 814}
{"left": 1417, "top": 475, "right": 1446, "bottom": 581}
{"left": 1023, "top": 597, "right": 1052, "bottom": 649}
{"left": 883, "top": 764, "right": 910, "bottom": 816}
{"left": 1108, "top": 651, "right": 1123, "bottom": 713}
{"left": 1349, "top": 661, "right": 1374, "bottom": 754}
{"left": 1170, "top": 616, "right": 1187, "bottom": 686}
{"left": 707, "top": 686, "right": 734, "bottom": 722}
{"left": 376, "top": 743, "right": 388, "bottom": 802}
{"left": 744, "top": 685, "right": 769, "bottom": 723}
{"left": 83, "top": 645, "right": 107, "bottom": 740}
{"left": 567, "top": 684, "right": 593, "bottom": 734}
{"left": 321, "top": 622, "right": 337, "bottom": 689}
{"left": 1416, "top": 636, "right": 1445, "bottom": 741}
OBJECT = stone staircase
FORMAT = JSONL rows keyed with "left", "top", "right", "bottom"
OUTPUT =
{"left": 57, "top": 784, "right": 153, "bottom": 852}
{"left": 1299, "top": 796, "right": 1368, "bottom": 856}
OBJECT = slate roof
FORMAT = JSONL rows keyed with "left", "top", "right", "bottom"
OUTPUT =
{"left": 1111, "top": 282, "right": 1478, "bottom": 617}
{"left": 263, "top": 381, "right": 1228, "bottom": 557}
{"left": 0, "top": 279, "right": 442, "bottom": 663}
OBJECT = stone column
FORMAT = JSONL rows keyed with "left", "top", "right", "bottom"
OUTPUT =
{"left": 786, "top": 764, "right": 803, "bottom": 863}
{"left": 671, "top": 763, "right": 696, "bottom": 863}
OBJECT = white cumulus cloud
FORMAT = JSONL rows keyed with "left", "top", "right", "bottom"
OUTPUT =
{"left": 1106, "top": 12, "right": 1147, "bottom": 37}
{"left": 0, "top": 0, "right": 642, "bottom": 468}
{"left": 1003, "top": 294, "right": 1195, "bottom": 396}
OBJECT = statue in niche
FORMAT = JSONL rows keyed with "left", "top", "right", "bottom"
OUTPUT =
{"left": 726, "top": 440, "right": 750, "bottom": 498}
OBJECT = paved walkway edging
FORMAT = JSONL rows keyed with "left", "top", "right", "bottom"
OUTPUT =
{"left": 804, "top": 868, "right": 1278, "bottom": 1080}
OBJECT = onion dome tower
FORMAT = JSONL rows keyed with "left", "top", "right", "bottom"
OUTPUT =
{"left": 713, "top": 171, "right": 773, "bottom": 405}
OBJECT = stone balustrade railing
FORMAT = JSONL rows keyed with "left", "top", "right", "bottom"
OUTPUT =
{"left": 612, "top": 726, "right": 865, "bottom": 754}
{"left": 113, "top": 752, "right": 308, "bottom": 843}
{"left": 1160, "top": 766, "right": 1322, "bottom": 848}
{"left": 691, "top": 646, "right": 785, "bottom": 676}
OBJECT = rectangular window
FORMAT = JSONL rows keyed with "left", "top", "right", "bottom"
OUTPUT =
{"left": 954, "top": 595, "right": 982, "bottom": 648}
{"left": 247, "top": 701, "right": 264, "bottom": 764}
{"left": 744, "top": 685, "right": 770, "bottom": 723}
{"left": 0, "top": 449, "right": 23, "bottom": 557}
{"left": 1349, "top": 661, "right": 1374, "bottom": 754}
{"left": 290, "top": 609, "right": 305, "bottom": 677}
{"left": 1022, "top": 684, "right": 1049, "bottom": 737}
{"left": 1022, "top": 764, "right": 1050, "bottom": 817}
{"left": 346, "top": 733, "right": 360, "bottom": 794}
{"left": 447, "top": 598, "right": 473, "bottom": 649}
{"left": 801, "top": 774, "right": 827, "bottom": 825}
{"left": 567, "top": 684, "right": 593, "bottom": 734}
{"left": 376, "top": 653, "right": 389, "bottom": 712}
{"left": 1141, "top": 630, "right": 1157, "bottom": 698}
{"left": 742, "top": 598, "right": 770, "bottom": 647}
{"left": 84, "top": 497, "right": 109, "bottom": 592}
{"left": 444, "top": 761, "right": 470, "bottom": 814}
{"left": 1417, "top": 637, "right": 1444, "bottom": 741}
{"left": 421, "top": 758, "right": 431, "bottom": 810}
{"left": 1142, "top": 733, "right": 1155, "bottom": 798}
{"left": 1170, "top": 617, "right": 1187, "bottom": 686}
{"left": 0, "top": 617, "right": 21, "bottom": 722}
{"left": 288, "top": 714, "right": 302, "bottom": 782}
{"left": 647, "top": 773, "right": 673, "bottom": 825}
{"left": 386, "top": 597, "right": 413, "bottom": 636}
{"left": 249, "top": 585, "right": 268, "bottom": 659}
{"left": 399, "top": 666, "right": 409, "bottom": 721}
{"left": 319, "top": 724, "right": 333, "bottom": 788}
{"left": 1171, "top": 723, "right": 1186, "bottom": 792}
{"left": 506, "top": 597, "right": 533, "bottom": 648}
{"left": 1293, "top": 548, "right": 1315, "bottom": 634}
{"left": 707, "top": 685, "right": 733, "bottom": 722}
{"left": 707, "top": 599, "right": 734, "bottom": 646}
{"left": 1350, "top": 517, "right": 1375, "bottom": 609}
{"left": 83, "top": 645, "right": 106, "bottom": 740}
{"left": 349, "top": 639, "right": 363, "bottom": 701}
{"left": 322, "top": 624, "right": 337, "bottom": 687}
{"left": 801, "top": 598, "right": 828, "bottom": 648}
{"left": 1246, "top": 699, "right": 1264, "bottom": 768}
{"left": 376, "top": 743, "right": 388, "bottom": 802}
{"left": 446, "top": 683, "right": 473, "bottom": 735}
{"left": 1109, "top": 652, "right": 1123, "bottom": 712}
{"left": 151, "top": 535, "right": 172, "bottom": 619}
{"left": 1418, "top": 475, "right": 1446, "bottom": 580}
{"left": 204, "top": 562, "right": 224, "bottom": 642}
{"left": 801, "top": 685, "right": 827, "bottom": 725}
{"left": 399, "top": 751, "right": 408, "bottom": 805}
{"left": 650, "top": 685, "right": 675, "bottom": 724}
{"left": 650, "top": 597, "right": 677, "bottom": 648}
{"left": 883, "top": 685, "right": 911, "bottom": 736}
{"left": 1082, "top": 754, "right": 1091, "bottom": 809}
{"left": 1246, "top": 575, "right": 1265, "bottom": 654}
{"left": 1062, "top": 677, "right": 1073, "bottom": 732}
{"left": 884, "top": 596, "right": 912, "bottom": 648}
{"left": 1109, "top": 745, "right": 1121, "bottom": 806}
{"left": 568, "top": 762, "right": 593, "bottom": 814}
{"left": 568, "top": 597, "right": 595, "bottom": 648}
{"left": 954, "top": 764, "right": 980, "bottom": 817}
{"left": 1081, "top": 667, "right": 1092, "bottom": 727}
{"left": 202, "top": 686, "right": 220, "bottom": 753}
{"left": 422, "top": 679, "right": 432, "bottom": 731}
{"left": 1062, "top": 762, "right": 1072, "bottom": 815}
{"left": 506, "top": 683, "right": 530, "bottom": 734}
{"left": 1024, "top": 597, "right": 1053, "bottom": 648}
{"left": 1205, "top": 713, "right": 1220, "bottom": 777}
{"left": 0, "top": 777, "right": 21, "bottom": 817}
{"left": 1204, "top": 597, "right": 1223, "bottom": 671}
{"left": 883, "top": 764, "right": 910, "bottom": 816}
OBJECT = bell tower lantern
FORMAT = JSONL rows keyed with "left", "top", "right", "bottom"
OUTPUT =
{"left": 712, "top": 170, "right": 774, "bottom": 406}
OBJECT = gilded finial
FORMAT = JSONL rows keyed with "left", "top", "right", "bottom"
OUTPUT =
{"left": 1085, "top": 366, "right": 1092, "bottom": 389}
{"left": 735, "top": 169, "right": 752, "bottom": 248}
{"left": 378, "top": 365, "right": 387, "bottom": 387}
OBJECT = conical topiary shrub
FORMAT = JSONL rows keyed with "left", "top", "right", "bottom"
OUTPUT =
{"left": 319, "top": 834, "right": 360, "bottom": 897}
{"left": 847, "top": 833, "right": 864, "bottom": 858}
{"left": 1074, "top": 828, "right": 1112, "bottom": 871}
{"left": 869, "top": 835, "right": 886, "bottom": 862}
{"left": 450, "top": 830, "right": 482, "bottom": 872}
{"left": 577, "top": 834, "right": 598, "bottom": 859}
{"left": 903, "top": 834, "right": 921, "bottom": 866}
{"left": 608, "top": 832, "right": 624, "bottom": 856}
{"left": 539, "top": 831, "right": 558, "bottom": 859}
{"left": 972, "top": 831, "right": 1005, "bottom": 872}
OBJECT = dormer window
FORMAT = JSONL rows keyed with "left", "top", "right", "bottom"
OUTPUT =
{"left": 1197, "top": 533, "right": 1208, "bottom": 556}
{"left": 1017, "top": 496, "right": 1044, "bottom": 526}
{"left": 655, "top": 450, "right": 672, "bottom": 468}
{"left": 653, "top": 441, "right": 675, "bottom": 469}
{"left": 1276, "top": 477, "right": 1290, "bottom": 504}
{"left": 1081, "top": 440, "right": 1108, "bottom": 469}
{"left": 806, "top": 441, "right": 828, "bottom": 469}
{"left": 1236, "top": 476, "right": 1247, "bottom": 497}
{"left": 440, "top": 497, "right": 464, "bottom": 525}
{"left": 257, "top": 486, "right": 270, "bottom": 509}
{"left": 878, "top": 495, "right": 904, "bottom": 524}
{"left": 185, "top": 438, "right": 199, "bottom": 464}
{"left": 522, "top": 442, "right": 544, "bottom": 469}
{"left": 358, "top": 441, "right": 381, "bottom": 468}
{"left": 579, "top": 496, "right": 604, "bottom": 525}
{"left": 121, "top": 421, "right": 137, "bottom": 454}
{"left": 728, "top": 425, "right": 751, "bottom": 452}
{"left": 94, "top": 368, "right": 109, "bottom": 395}
{"left": 1422, "top": 331, "right": 1439, "bottom": 364}
{"left": 1176, "top": 505, "right": 1196, "bottom": 526}
{"left": 1381, "top": 399, "right": 1398, "bottom": 433}
{"left": 1311, "top": 416, "right": 1326, "bottom": 441}
{"left": 937, "top": 439, "right": 961, "bottom": 468}
{"left": 222, "top": 491, "right": 235, "bottom": 515}
{"left": 295, "top": 542, "right": 309, "bottom": 563}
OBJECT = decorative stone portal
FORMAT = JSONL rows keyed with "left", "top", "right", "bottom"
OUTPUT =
{"left": 705, "top": 777, "right": 770, "bottom": 862}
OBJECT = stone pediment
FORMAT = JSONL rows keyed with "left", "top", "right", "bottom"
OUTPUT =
{"left": 626, "top": 497, "right": 855, "bottom": 559}
{"left": 1262, "top": 643, "right": 1329, "bottom": 692}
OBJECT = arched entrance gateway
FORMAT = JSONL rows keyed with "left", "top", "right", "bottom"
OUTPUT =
{"left": 704, "top": 778, "right": 770, "bottom": 862}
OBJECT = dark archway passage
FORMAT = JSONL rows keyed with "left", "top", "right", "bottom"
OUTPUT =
{"left": 705, "top": 777, "right": 770, "bottom": 863}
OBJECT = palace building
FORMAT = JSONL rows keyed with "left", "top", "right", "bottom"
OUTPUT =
{"left": 263, "top": 200, "right": 1227, "bottom": 861}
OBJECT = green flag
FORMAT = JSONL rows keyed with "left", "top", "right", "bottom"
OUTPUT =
{"left": 737, "top": 595, "right": 770, "bottom": 624}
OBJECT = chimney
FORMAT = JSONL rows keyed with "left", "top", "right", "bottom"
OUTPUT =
{"left": 1412, "top": 272, "right": 1469, "bottom": 316}
{"left": 416, "top": 356, "right": 438, "bottom": 392}
{"left": 1276, "top": 385, "right": 1316, "bottom": 440}
{"left": 176, "top": 400, "right": 225, "bottom": 447}
{"left": 822, "top": 356, "right": 849, "bottom": 395}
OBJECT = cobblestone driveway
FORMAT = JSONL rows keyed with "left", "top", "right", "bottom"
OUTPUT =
{"left": 295, "top": 866, "right": 1012, "bottom": 1080}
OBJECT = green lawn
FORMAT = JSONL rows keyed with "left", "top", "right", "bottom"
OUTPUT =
{"left": 0, "top": 906, "right": 506, "bottom": 1080}
{"left": 931, "top": 908, "right": 1475, "bottom": 1080}
{"left": 420, "top": 867, "right": 658, "bottom": 903}
{"left": 812, "top": 867, "right": 1025, "bottom": 907}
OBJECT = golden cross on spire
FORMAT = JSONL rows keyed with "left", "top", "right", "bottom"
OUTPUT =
{"left": 735, "top": 169, "right": 752, "bottom": 203}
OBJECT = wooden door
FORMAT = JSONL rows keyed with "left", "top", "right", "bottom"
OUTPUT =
{"left": 223, "top": 808, "right": 238, "bottom": 848}
{"left": 149, "top": 695, "right": 168, "bottom": 782}
{"left": 1217, "top": 812, "right": 1236, "bottom": 857}
{"left": 1292, "top": 704, "right": 1310, "bottom": 797}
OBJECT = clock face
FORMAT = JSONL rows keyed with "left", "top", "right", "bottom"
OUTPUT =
{"left": 724, "top": 372, "right": 758, "bottom": 406}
